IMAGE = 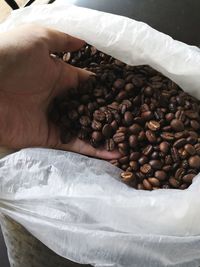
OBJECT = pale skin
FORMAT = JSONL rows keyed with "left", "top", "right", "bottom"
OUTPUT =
{"left": 0, "top": 25, "right": 120, "bottom": 159}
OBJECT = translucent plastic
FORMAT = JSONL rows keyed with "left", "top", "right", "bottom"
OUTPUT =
{"left": 0, "top": 1, "right": 200, "bottom": 266}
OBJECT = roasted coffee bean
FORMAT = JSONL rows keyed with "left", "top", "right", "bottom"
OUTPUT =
{"left": 93, "top": 110, "right": 105, "bottom": 122}
{"left": 143, "top": 145, "right": 153, "bottom": 156}
{"left": 125, "top": 83, "right": 134, "bottom": 93}
{"left": 141, "top": 111, "right": 153, "bottom": 120}
{"left": 182, "top": 173, "right": 196, "bottom": 183}
{"left": 91, "top": 131, "right": 103, "bottom": 142}
{"left": 194, "top": 143, "right": 200, "bottom": 155}
{"left": 165, "top": 113, "right": 175, "bottom": 122}
{"left": 110, "top": 120, "right": 118, "bottom": 131}
{"left": 144, "top": 86, "right": 153, "bottom": 96}
{"left": 149, "top": 160, "right": 163, "bottom": 170}
{"left": 191, "top": 120, "right": 200, "bottom": 130}
{"left": 121, "top": 171, "right": 135, "bottom": 183}
{"left": 143, "top": 179, "right": 153, "bottom": 190}
{"left": 173, "top": 138, "right": 187, "bottom": 148}
{"left": 80, "top": 116, "right": 91, "bottom": 127}
{"left": 124, "top": 111, "right": 134, "bottom": 126}
{"left": 129, "top": 124, "right": 142, "bottom": 134}
{"left": 163, "top": 165, "right": 173, "bottom": 172}
{"left": 138, "top": 131, "right": 146, "bottom": 141}
{"left": 174, "top": 131, "right": 188, "bottom": 139}
{"left": 119, "top": 156, "right": 129, "bottom": 164}
{"left": 170, "top": 119, "right": 184, "bottom": 132}
{"left": 129, "top": 161, "right": 139, "bottom": 171}
{"left": 106, "top": 139, "right": 115, "bottom": 151}
{"left": 155, "top": 170, "right": 167, "bottom": 181}
{"left": 188, "top": 155, "right": 200, "bottom": 169}
{"left": 171, "top": 147, "right": 180, "bottom": 163}
{"left": 145, "top": 130, "right": 157, "bottom": 143}
{"left": 102, "top": 124, "right": 113, "bottom": 138}
{"left": 148, "top": 177, "right": 160, "bottom": 187}
{"left": 151, "top": 151, "right": 159, "bottom": 159}
{"left": 140, "top": 164, "right": 152, "bottom": 174}
{"left": 129, "top": 152, "right": 141, "bottom": 161}
{"left": 138, "top": 156, "right": 148, "bottom": 165}
{"left": 113, "top": 132, "right": 126, "bottom": 143}
{"left": 159, "top": 141, "right": 170, "bottom": 154}
{"left": 92, "top": 120, "right": 102, "bottom": 131}
{"left": 175, "top": 168, "right": 185, "bottom": 180}
{"left": 147, "top": 120, "right": 160, "bottom": 131}
{"left": 161, "top": 132, "right": 175, "bottom": 141}
{"left": 113, "top": 79, "right": 125, "bottom": 90}
{"left": 129, "top": 135, "right": 138, "bottom": 148}
{"left": 169, "top": 178, "right": 180, "bottom": 188}
{"left": 187, "top": 136, "right": 198, "bottom": 145}
{"left": 180, "top": 183, "right": 188, "bottom": 190}
{"left": 185, "top": 110, "right": 199, "bottom": 119}
{"left": 184, "top": 144, "right": 196, "bottom": 155}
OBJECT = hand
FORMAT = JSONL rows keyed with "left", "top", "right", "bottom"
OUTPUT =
{"left": 0, "top": 25, "right": 120, "bottom": 160}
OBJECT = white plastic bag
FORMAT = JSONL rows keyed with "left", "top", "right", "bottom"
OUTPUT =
{"left": 0, "top": 1, "right": 200, "bottom": 266}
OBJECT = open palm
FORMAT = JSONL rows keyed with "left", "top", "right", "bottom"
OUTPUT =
{"left": 0, "top": 25, "right": 119, "bottom": 160}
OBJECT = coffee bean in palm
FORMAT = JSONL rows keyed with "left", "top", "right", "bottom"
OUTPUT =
{"left": 92, "top": 131, "right": 103, "bottom": 142}
{"left": 113, "top": 132, "right": 126, "bottom": 143}
{"left": 93, "top": 110, "right": 105, "bottom": 122}
{"left": 102, "top": 124, "right": 113, "bottom": 138}
{"left": 106, "top": 139, "right": 115, "bottom": 151}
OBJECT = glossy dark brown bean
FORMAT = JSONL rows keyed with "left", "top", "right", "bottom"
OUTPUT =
{"left": 149, "top": 160, "right": 163, "bottom": 170}
{"left": 121, "top": 171, "right": 135, "bottom": 183}
{"left": 147, "top": 120, "right": 160, "bottom": 131}
{"left": 129, "top": 124, "right": 142, "bottom": 134}
{"left": 106, "top": 139, "right": 115, "bottom": 151}
{"left": 184, "top": 144, "right": 196, "bottom": 155}
{"left": 188, "top": 155, "right": 200, "bottom": 169}
{"left": 155, "top": 170, "right": 167, "bottom": 181}
{"left": 113, "top": 132, "right": 126, "bottom": 143}
{"left": 124, "top": 111, "right": 134, "bottom": 126}
{"left": 148, "top": 177, "right": 160, "bottom": 187}
{"left": 173, "top": 138, "right": 187, "bottom": 148}
{"left": 170, "top": 119, "right": 184, "bottom": 132}
{"left": 102, "top": 124, "right": 113, "bottom": 138}
{"left": 159, "top": 141, "right": 170, "bottom": 154}
{"left": 143, "top": 179, "right": 153, "bottom": 190}
{"left": 145, "top": 130, "right": 157, "bottom": 143}
{"left": 140, "top": 164, "right": 152, "bottom": 174}
{"left": 129, "top": 135, "right": 138, "bottom": 148}
{"left": 182, "top": 173, "right": 196, "bottom": 183}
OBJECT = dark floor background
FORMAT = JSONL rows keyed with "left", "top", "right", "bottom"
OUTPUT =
{"left": 1, "top": 1, "right": 200, "bottom": 267}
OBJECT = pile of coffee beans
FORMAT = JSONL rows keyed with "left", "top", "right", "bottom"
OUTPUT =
{"left": 49, "top": 45, "right": 200, "bottom": 190}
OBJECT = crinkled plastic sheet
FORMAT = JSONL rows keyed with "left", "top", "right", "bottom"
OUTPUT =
{"left": 0, "top": 1, "right": 200, "bottom": 266}
{"left": 0, "top": 0, "right": 200, "bottom": 95}
{"left": 0, "top": 148, "right": 200, "bottom": 267}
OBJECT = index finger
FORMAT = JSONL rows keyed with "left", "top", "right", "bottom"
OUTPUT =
{"left": 45, "top": 27, "right": 85, "bottom": 53}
